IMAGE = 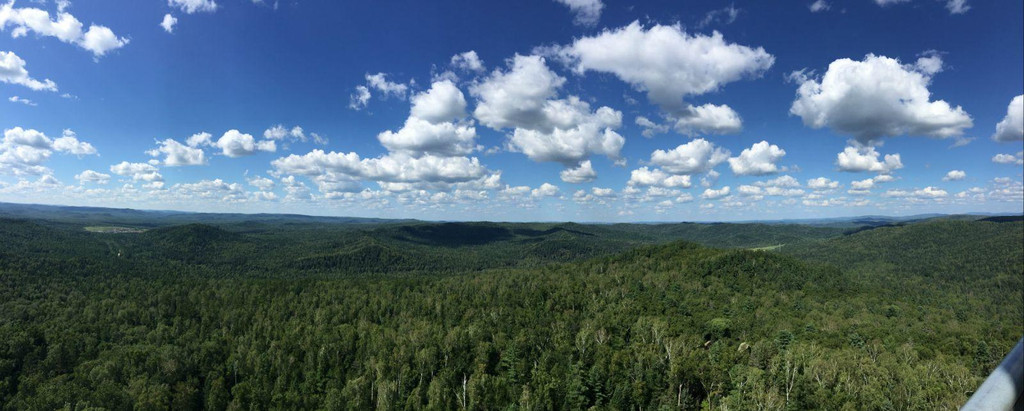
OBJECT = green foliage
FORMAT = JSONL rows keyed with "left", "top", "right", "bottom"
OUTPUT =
{"left": 0, "top": 213, "right": 1020, "bottom": 410}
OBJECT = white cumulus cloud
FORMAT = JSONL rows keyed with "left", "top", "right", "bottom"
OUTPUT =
{"left": 627, "top": 167, "right": 692, "bottom": 188}
{"left": 378, "top": 80, "right": 477, "bottom": 157}
{"left": 560, "top": 160, "right": 597, "bottom": 183}
{"left": 110, "top": 161, "right": 163, "bottom": 182}
{"left": 790, "top": 54, "right": 972, "bottom": 142}
{"left": 378, "top": 117, "right": 477, "bottom": 157}
{"left": 473, "top": 54, "right": 565, "bottom": 131}
{"left": 701, "top": 186, "right": 731, "bottom": 200}
{"left": 410, "top": 79, "right": 467, "bottom": 123}
{"left": 943, "top": 170, "right": 966, "bottom": 181}
{"left": 557, "top": 21, "right": 773, "bottom": 130}
{"left": 0, "top": 51, "right": 57, "bottom": 91}
{"left": 169, "top": 0, "right": 218, "bottom": 14}
{"left": 835, "top": 144, "right": 903, "bottom": 173}
{"left": 450, "top": 50, "right": 485, "bottom": 73}
{"left": 74, "top": 169, "right": 110, "bottom": 185}
{"left": 992, "top": 152, "right": 1023, "bottom": 165}
{"left": 673, "top": 103, "right": 743, "bottom": 136}
{"left": 728, "top": 140, "right": 786, "bottom": 176}
{"left": 0, "top": 3, "right": 129, "bottom": 57}
{"left": 992, "top": 95, "right": 1023, "bottom": 142}
{"left": 1, "top": 127, "right": 96, "bottom": 175}
{"left": 213, "top": 130, "right": 276, "bottom": 157}
{"left": 473, "top": 55, "right": 625, "bottom": 166}
{"left": 807, "top": 177, "right": 839, "bottom": 190}
{"left": 147, "top": 138, "right": 206, "bottom": 166}
{"left": 649, "top": 138, "right": 730, "bottom": 175}
{"left": 161, "top": 14, "right": 177, "bottom": 33}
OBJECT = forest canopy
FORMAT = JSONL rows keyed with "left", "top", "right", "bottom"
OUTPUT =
{"left": 0, "top": 206, "right": 1021, "bottom": 410}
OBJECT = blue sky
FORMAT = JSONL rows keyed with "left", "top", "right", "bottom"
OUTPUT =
{"left": 1, "top": 0, "right": 1022, "bottom": 222}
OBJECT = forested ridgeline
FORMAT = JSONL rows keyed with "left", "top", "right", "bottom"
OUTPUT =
{"left": 0, "top": 217, "right": 1021, "bottom": 410}
{"left": 0, "top": 216, "right": 854, "bottom": 276}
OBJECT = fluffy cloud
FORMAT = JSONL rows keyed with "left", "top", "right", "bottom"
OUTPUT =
{"left": 169, "top": 0, "right": 218, "bottom": 14}
{"left": 75, "top": 169, "right": 109, "bottom": 185}
{"left": 80, "top": 25, "right": 128, "bottom": 57}
{"left": 992, "top": 95, "right": 1023, "bottom": 142}
{"left": 807, "top": 177, "right": 839, "bottom": 190}
{"left": 378, "top": 80, "right": 477, "bottom": 157}
{"left": 378, "top": 117, "right": 477, "bottom": 157}
{"left": 850, "top": 178, "right": 876, "bottom": 190}
{"left": 185, "top": 132, "right": 212, "bottom": 147}
{"left": 473, "top": 55, "right": 565, "bottom": 130}
{"left": 247, "top": 176, "right": 275, "bottom": 191}
{"left": 349, "top": 86, "right": 371, "bottom": 110}
{"left": 649, "top": 138, "right": 730, "bottom": 175}
{"left": 728, "top": 140, "right": 786, "bottom": 176}
{"left": 271, "top": 150, "right": 497, "bottom": 191}
{"left": 738, "top": 175, "right": 804, "bottom": 197}
{"left": 4, "top": 127, "right": 50, "bottom": 148}
{"left": 173, "top": 179, "right": 248, "bottom": 202}
{"left": 986, "top": 178, "right": 1024, "bottom": 202}
{"left": 532, "top": 182, "right": 560, "bottom": 197}
{"left": 450, "top": 50, "right": 484, "bottom": 73}
{"left": 263, "top": 124, "right": 322, "bottom": 144}
{"left": 560, "top": 22, "right": 773, "bottom": 113}
{"left": 349, "top": 73, "right": 410, "bottom": 110}
{"left": 560, "top": 160, "right": 597, "bottom": 183}
{"left": 0, "top": 51, "right": 56, "bottom": 91}
{"left": 473, "top": 55, "right": 625, "bottom": 166}
{"left": 809, "top": 0, "right": 830, "bottom": 12}
{"left": 209, "top": 130, "right": 276, "bottom": 157}
{"left": 410, "top": 80, "right": 467, "bottom": 123}
{"left": 701, "top": 186, "right": 731, "bottom": 200}
{"left": 110, "top": 161, "right": 163, "bottom": 182}
{"left": 627, "top": 167, "right": 691, "bottom": 188}
{"left": 0, "top": 127, "right": 96, "bottom": 175}
{"left": 506, "top": 98, "right": 624, "bottom": 165}
{"left": 52, "top": 129, "right": 96, "bottom": 155}
{"left": 758, "top": 175, "right": 801, "bottom": 188}
{"left": 943, "top": 170, "right": 966, "bottom": 181}
{"left": 673, "top": 103, "right": 742, "bottom": 135}
{"left": 365, "top": 73, "right": 409, "bottom": 99}
{"left": 0, "top": 3, "right": 129, "bottom": 57}
{"left": 558, "top": 21, "right": 773, "bottom": 125}
{"left": 790, "top": 54, "right": 972, "bottom": 142}
{"left": 992, "top": 152, "right": 1024, "bottom": 165}
{"left": 147, "top": 138, "right": 206, "bottom": 166}
{"left": 836, "top": 145, "right": 903, "bottom": 173}
{"left": 884, "top": 186, "right": 948, "bottom": 199}
{"left": 554, "top": 0, "right": 603, "bottom": 26}
{"left": 849, "top": 174, "right": 896, "bottom": 193}
{"left": 160, "top": 14, "right": 177, "bottom": 33}
{"left": 636, "top": 116, "right": 668, "bottom": 138}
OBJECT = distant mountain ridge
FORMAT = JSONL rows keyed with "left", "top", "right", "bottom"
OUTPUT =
{"left": 1, "top": 201, "right": 1017, "bottom": 226}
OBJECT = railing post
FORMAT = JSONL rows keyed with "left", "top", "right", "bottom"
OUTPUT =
{"left": 961, "top": 337, "right": 1024, "bottom": 411}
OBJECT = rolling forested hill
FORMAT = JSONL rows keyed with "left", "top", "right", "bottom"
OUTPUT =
{"left": 0, "top": 206, "right": 1020, "bottom": 410}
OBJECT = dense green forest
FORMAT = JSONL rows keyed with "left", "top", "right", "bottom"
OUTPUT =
{"left": 0, "top": 206, "right": 1021, "bottom": 410}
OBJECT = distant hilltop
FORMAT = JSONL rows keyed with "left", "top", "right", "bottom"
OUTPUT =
{"left": 0, "top": 200, "right": 1019, "bottom": 227}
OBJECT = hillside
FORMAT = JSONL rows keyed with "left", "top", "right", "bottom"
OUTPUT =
{"left": 783, "top": 219, "right": 1023, "bottom": 286}
{"left": 1, "top": 216, "right": 1021, "bottom": 409}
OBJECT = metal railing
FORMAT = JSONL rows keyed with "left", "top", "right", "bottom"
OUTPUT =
{"left": 961, "top": 337, "right": 1024, "bottom": 411}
